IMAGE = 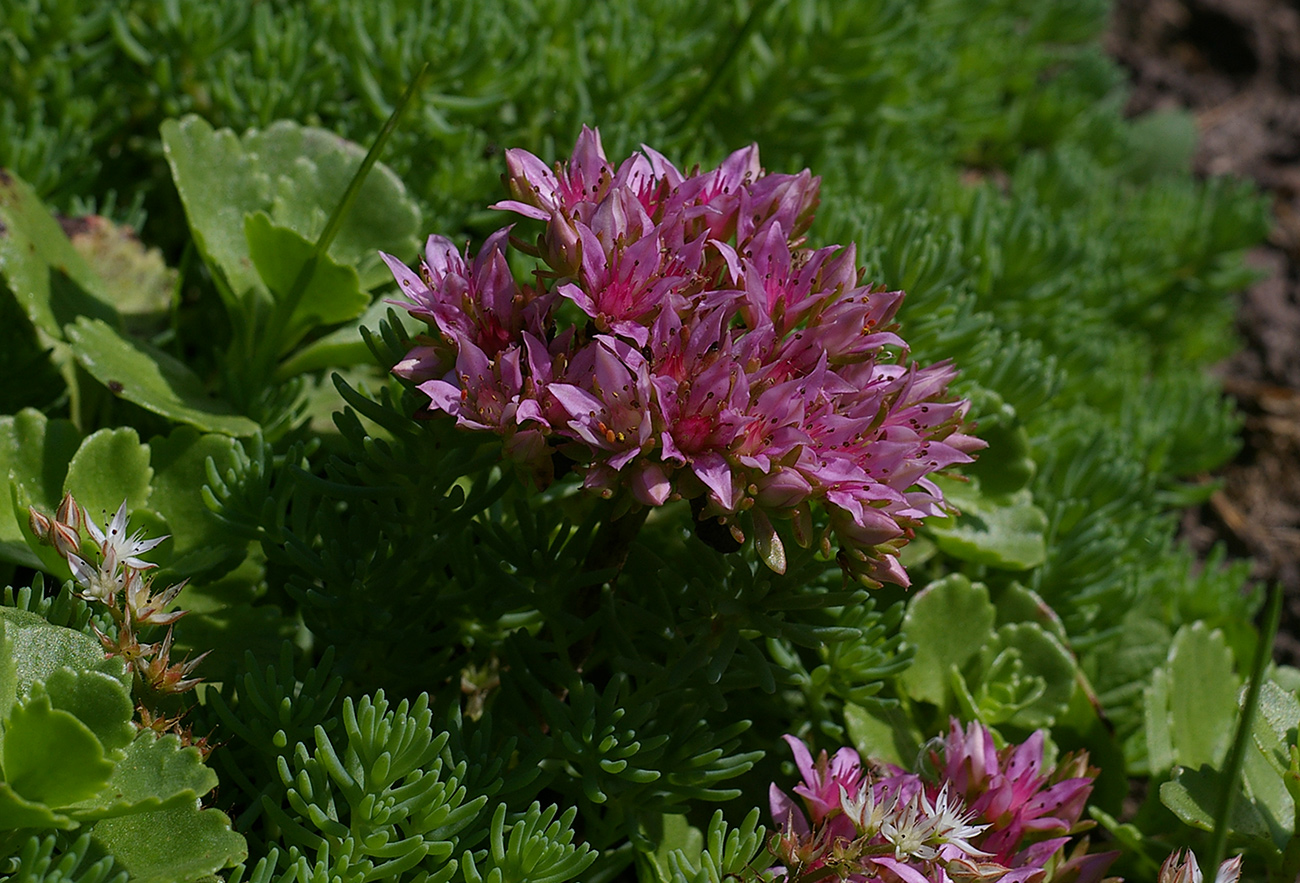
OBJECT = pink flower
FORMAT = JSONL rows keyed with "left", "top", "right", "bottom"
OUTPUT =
{"left": 388, "top": 127, "right": 984, "bottom": 585}
{"left": 768, "top": 724, "right": 1117, "bottom": 883}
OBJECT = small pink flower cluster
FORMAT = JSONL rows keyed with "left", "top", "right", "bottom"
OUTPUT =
{"left": 29, "top": 494, "right": 206, "bottom": 695}
{"left": 385, "top": 127, "right": 981, "bottom": 585}
{"left": 768, "top": 721, "right": 1118, "bottom": 883}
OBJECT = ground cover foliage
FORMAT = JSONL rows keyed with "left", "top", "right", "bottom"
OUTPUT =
{"left": 0, "top": 0, "right": 1290, "bottom": 880}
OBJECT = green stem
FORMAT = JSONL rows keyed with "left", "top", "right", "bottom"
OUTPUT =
{"left": 245, "top": 63, "right": 431, "bottom": 389}
{"left": 678, "top": 0, "right": 779, "bottom": 136}
{"left": 1206, "top": 581, "right": 1283, "bottom": 877}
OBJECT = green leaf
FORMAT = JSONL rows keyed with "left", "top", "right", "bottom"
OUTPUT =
{"left": 1145, "top": 665, "right": 1174, "bottom": 776}
{"left": 241, "top": 121, "right": 421, "bottom": 289}
{"left": 645, "top": 812, "right": 704, "bottom": 879}
{"left": 160, "top": 116, "right": 419, "bottom": 302}
{"left": 44, "top": 667, "right": 135, "bottom": 757}
{"left": 68, "top": 732, "right": 219, "bottom": 821}
{"left": 0, "top": 168, "right": 121, "bottom": 340}
{"left": 147, "top": 427, "right": 247, "bottom": 576}
{"left": 0, "top": 780, "right": 74, "bottom": 830}
{"left": 4, "top": 687, "right": 114, "bottom": 807}
{"left": 899, "top": 575, "right": 995, "bottom": 708}
{"left": 1161, "top": 765, "right": 1274, "bottom": 845}
{"left": 63, "top": 427, "right": 154, "bottom": 524}
{"left": 0, "top": 620, "right": 14, "bottom": 728}
{"left": 976, "top": 622, "right": 1076, "bottom": 728}
{"left": 0, "top": 608, "right": 108, "bottom": 697}
{"left": 843, "top": 702, "right": 919, "bottom": 767}
{"left": 91, "top": 801, "right": 247, "bottom": 883}
{"left": 1150, "top": 622, "right": 1240, "bottom": 773}
{"left": 159, "top": 118, "right": 270, "bottom": 307}
{"left": 926, "top": 477, "right": 1047, "bottom": 570}
{"left": 964, "top": 399, "right": 1035, "bottom": 496}
{"left": 244, "top": 212, "right": 368, "bottom": 352}
{"left": 65, "top": 317, "right": 260, "bottom": 436}
{"left": 993, "top": 582, "right": 1068, "bottom": 642}
{"left": 0, "top": 409, "right": 82, "bottom": 569}
{"left": 1253, "top": 681, "right": 1300, "bottom": 774}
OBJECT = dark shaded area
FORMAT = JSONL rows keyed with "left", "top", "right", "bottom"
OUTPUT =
{"left": 1108, "top": 0, "right": 1300, "bottom": 661}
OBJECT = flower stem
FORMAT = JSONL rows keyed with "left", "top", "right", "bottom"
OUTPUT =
{"left": 568, "top": 505, "right": 649, "bottom": 671}
{"left": 677, "top": 0, "right": 778, "bottom": 136}
{"left": 1206, "top": 581, "right": 1282, "bottom": 877}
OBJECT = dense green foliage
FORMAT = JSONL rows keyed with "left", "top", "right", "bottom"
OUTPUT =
{"left": 0, "top": 0, "right": 1285, "bottom": 880}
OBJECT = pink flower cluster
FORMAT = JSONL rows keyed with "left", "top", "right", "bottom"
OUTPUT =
{"left": 384, "top": 127, "right": 981, "bottom": 585}
{"left": 768, "top": 721, "right": 1118, "bottom": 883}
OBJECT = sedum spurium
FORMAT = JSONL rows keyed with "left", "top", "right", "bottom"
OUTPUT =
{"left": 385, "top": 127, "right": 982, "bottom": 586}
{"left": 769, "top": 721, "right": 1118, "bottom": 883}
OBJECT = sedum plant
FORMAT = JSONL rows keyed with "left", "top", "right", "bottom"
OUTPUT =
{"left": 0, "top": 0, "right": 1288, "bottom": 879}
{"left": 386, "top": 127, "right": 982, "bottom": 586}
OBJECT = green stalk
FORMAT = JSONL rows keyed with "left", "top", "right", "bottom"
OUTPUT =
{"left": 678, "top": 0, "right": 779, "bottom": 136}
{"left": 1206, "top": 581, "right": 1283, "bottom": 877}
{"left": 245, "top": 63, "right": 431, "bottom": 388}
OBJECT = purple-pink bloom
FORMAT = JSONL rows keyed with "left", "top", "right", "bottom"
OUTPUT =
{"left": 768, "top": 723, "right": 1117, "bottom": 883}
{"left": 388, "top": 127, "right": 984, "bottom": 586}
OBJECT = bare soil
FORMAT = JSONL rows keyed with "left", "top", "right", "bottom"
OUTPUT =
{"left": 1107, "top": 0, "right": 1300, "bottom": 661}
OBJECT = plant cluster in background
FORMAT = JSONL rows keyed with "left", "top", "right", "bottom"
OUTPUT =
{"left": 0, "top": 0, "right": 1290, "bottom": 881}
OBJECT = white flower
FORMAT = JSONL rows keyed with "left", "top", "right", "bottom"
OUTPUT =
{"left": 85, "top": 500, "right": 165, "bottom": 570}
{"left": 1158, "top": 851, "right": 1243, "bottom": 883}
{"left": 840, "top": 781, "right": 895, "bottom": 836}
{"left": 880, "top": 791, "right": 943, "bottom": 861}
{"left": 928, "top": 785, "right": 990, "bottom": 858}
{"left": 68, "top": 546, "right": 125, "bottom": 605}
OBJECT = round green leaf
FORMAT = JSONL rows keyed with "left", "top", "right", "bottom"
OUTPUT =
{"left": 64, "top": 426, "right": 153, "bottom": 524}
{"left": 44, "top": 667, "right": 135, "bottom": 756}
{"left": 4, "top": 689, "right": 113, "bottom": 807}
{"left": 148, "top": 427, "right": 246, "bottom": 574}
{"left": 65, "top": 317, "right": 259, "bottom": 437}
{"left": 243, "top": 120, "right": 421, "bottom": 288}
{"left": 979, "top": 622, "right": 1076, "bottom": 728}
{"left": 244, "top": 212, "right": 368, "bottom": 347}
{"left": 70, "top": 732, "right": 218, "bottom": 821}
{"left": 899, "top": 575, "right": 995, "bottom": 708}
{"left": 159, "top": 117, "right": 269, "bottom": 305}
{"left": 1161, "top": 622, "right": 1239, "bottom": 771}
{"left": 91, "top": 801, "right": 248, "bottom": 883}
{"left": 0, "top": 608, "right": 105, "bottom": 698}
{"left": 161, "top": 115, "right": 419, "bottom": 300}
{"left": 927, "top": 477, "right": 1047, "bottom": 570}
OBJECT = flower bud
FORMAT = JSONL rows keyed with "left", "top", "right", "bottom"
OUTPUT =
{"left": 27, "top": 508, "right": 52, "bottom": 544}
{"left": 52, "top": 522, "right": 83, "bottom": 560}
{"left": 542, "top": 211, "right": 582, "bottom": 277}
{"left": 56, "top": 492, "right": 84, "bottom": 534}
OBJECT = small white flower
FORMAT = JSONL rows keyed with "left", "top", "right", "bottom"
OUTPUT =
{"left": 880, "top": 791, "right": 942, "bottom": 861}
{"left": 840, "top": 781, "right": 895, "bottom": 836}
{"left": 86, "top": 501, "right": 166, "bottom": 570}
{"left": 68, "top": 547, "right": 124, "bottom": 605}
{"left": 1158, "top": 851, "right": 1242, "bottom": 883}
{"left": 928, "top": 785, "right": 990, "bottom": 858}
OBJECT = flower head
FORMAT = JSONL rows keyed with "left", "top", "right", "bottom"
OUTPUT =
{"left": 769, "top": 724, "right": 1117, "bottom": 883}
{"left": 27, "top": 493, "right": 204, "bottom": 696}
{"left": 389, "top": 128, "right": 983, "bottom": 585}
